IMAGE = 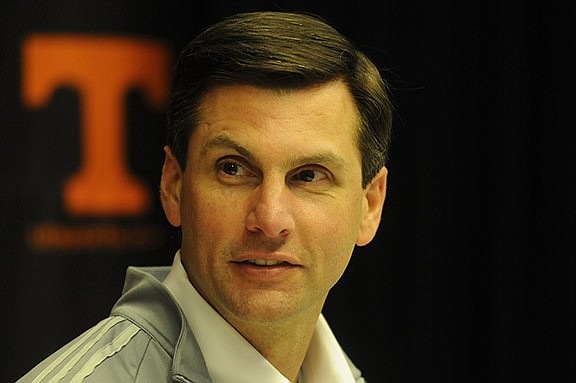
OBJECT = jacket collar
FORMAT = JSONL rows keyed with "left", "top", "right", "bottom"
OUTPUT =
{"left": 111, "top": 266, "right": 212, "bottom": 383}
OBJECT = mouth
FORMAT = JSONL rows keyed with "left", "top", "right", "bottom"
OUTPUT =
{"left": 232, "top": 252, "right": 300, "bottom": 267}
{"left": 230, "top": 256, "right": 301, "bottom": 281}
{"left": 243, "top": 259, "right": 290, "bottom": 267}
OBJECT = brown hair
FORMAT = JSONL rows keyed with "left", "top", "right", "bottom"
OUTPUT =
{"left": 166, "top": 11, "right": 393, "bottom": 187}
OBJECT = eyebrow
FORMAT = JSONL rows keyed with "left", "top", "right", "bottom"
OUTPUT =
{"left": 202, "top": 135, "right": 255, "bottom": 161}
{"left": 202, "top": 134, "right": 348, "bottom": 170}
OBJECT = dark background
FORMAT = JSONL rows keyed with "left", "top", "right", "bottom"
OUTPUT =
{"left": 1, "top": 1, "right": 574, "bottom": 382}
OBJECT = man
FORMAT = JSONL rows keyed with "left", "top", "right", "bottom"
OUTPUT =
{"left": 18, "top": 11, "right": 393, "bottom": 383}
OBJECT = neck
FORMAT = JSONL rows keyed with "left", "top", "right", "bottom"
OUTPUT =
{"left": 231, "top": 311, "right": 321, "bottom": 383}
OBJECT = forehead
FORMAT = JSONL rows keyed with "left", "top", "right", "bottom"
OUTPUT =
{"left": 185, "top": 81, "right": 363, "bottom": 173}
{"left": 196, "top": 81, "right": 361, "bottom": 136}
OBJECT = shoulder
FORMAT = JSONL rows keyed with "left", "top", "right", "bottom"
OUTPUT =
{"left": 17, "top": 316, "right": 173, "bottom": 383}
{"left": 18, "top": 266, "right": 210, "bottom": 383}
{"left": 18, "top": 267, "right": 184, "bottom": 383}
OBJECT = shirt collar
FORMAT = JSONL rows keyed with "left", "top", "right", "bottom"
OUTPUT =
{"left": 163, "top": 251, "right": 356, "bottom": 383}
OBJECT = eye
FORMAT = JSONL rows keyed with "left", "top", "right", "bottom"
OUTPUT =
{"left": 291, "top": 168, "right": 329, "bottom": 183}
{"left": 216, "top": 157, "right": 256, "bottom": 183}
{"left": 220, "top": 161, "right": 243, "bottom": 176}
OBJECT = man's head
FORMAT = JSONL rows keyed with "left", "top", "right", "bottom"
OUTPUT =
{"left": 160, "top": 11, "right": 391, "bottom": 329}
{"left": 166, "top": 11, "right": 392, "bottom": 188}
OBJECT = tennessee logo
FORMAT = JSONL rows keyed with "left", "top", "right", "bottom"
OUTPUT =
{"left": 22, "top": 34, "right": 170, "bottom": 217}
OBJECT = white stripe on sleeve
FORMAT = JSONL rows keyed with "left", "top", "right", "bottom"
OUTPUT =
{"left": 69, "top": 325, "right": 140, "bottom": 383}
{"left": 31, "top": 316, "right": 124, "bottom": 383}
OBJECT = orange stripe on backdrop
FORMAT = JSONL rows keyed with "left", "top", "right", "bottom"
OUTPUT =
{"left": 22, "top": 35, "right": 171, "bottom": 217}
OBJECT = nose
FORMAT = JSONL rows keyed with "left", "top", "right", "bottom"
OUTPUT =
{"left": 245, "top": 178, "right": 295, "bottom": 238}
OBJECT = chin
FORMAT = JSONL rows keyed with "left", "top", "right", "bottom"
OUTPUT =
{"left": 225, "top": 291, "right": 311, "bottom": 324}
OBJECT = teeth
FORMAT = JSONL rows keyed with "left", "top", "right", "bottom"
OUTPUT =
{"left": 247, "top": 260, "right": 282, "bottom": 266}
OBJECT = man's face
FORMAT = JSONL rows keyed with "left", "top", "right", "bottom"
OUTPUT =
{"left": 161, "top": 81, "right": 387, "bottom": 326}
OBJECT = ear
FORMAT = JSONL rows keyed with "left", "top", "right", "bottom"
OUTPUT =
{"left": 356, "top": 166, "right": 388, "bottom": 246}
{"left": 160, "top": 146, "right": 183, "bottom": 227}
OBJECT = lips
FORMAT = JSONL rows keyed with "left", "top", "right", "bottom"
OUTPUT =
{"left": 244, "top": 259, "right": 287, "bottom": 266}
{"left": 232, "top": 252, "right": 301, "bottom": 267}
{"left": 228, "top": 252, "right": 302, "bottom": 282}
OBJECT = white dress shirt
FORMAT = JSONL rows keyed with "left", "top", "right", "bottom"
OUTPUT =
{"left": 163, "top": 251, "right": 356, "bottom": 383}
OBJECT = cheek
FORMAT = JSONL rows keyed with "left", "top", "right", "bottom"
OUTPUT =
{"left": 179, "top": 193, "right": 237, "bottom": 280}
{"left": 299, "top": 195, "right": 363, "bottom": 271}
{"left": 182, "top": 198, "right": 224, "bottom": 238}
{"left": 300, "top": 189, "right": 364, "bottom": 237}
{"left": 181, "top": 186, "right": 246, "bottom": 247}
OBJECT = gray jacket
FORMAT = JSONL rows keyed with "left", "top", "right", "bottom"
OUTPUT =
{"left": 17, "top": 266, "right": 366, "bottom": 383}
